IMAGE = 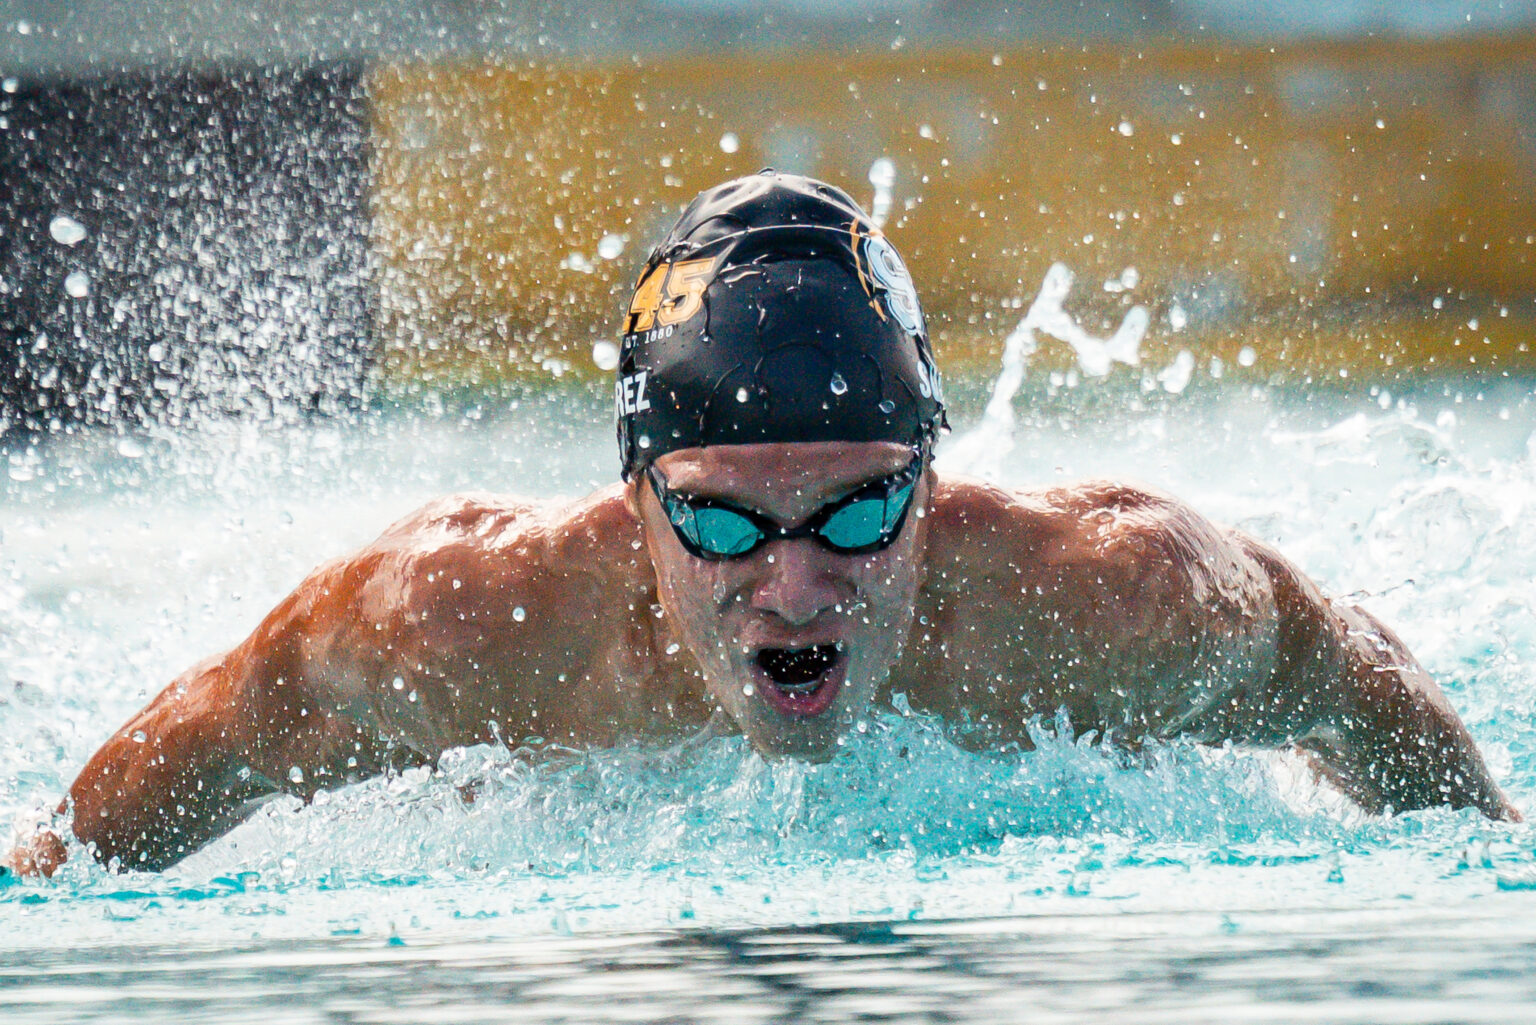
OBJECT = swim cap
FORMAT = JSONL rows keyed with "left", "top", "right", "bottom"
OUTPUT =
{"left": 615, "top": 171, "right": 947, "bottom": 480}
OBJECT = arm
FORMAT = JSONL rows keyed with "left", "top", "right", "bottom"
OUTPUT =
{"left": 949, "top": 478, "right": 1518, "bottom": 820}
{"left": 8, "top": 558, "right": 403, "bottom": 875}
{"left": 1233, "top": 539, "right": 1518, "bottom": 820}
{"left": 5, "top": 490, "right": 641, "bottom": 876}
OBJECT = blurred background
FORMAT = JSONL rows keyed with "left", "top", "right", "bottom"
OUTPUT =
{"left": 2, "top": 0, "right": 1534, "bottom": 438}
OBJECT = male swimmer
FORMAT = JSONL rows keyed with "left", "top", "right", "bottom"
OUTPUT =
{"left": 6, "top": 172, "right": 1518, "bottom": 875}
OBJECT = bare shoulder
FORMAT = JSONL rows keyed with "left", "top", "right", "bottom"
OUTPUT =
{"left": 924, "top": 475, "right": 1235, "bottom": 586}
{"left": 343, "top": 485, "right": 648, "bottom": 623}
{"left": 917, "top": 474, "right": 1279, "bottom": 730}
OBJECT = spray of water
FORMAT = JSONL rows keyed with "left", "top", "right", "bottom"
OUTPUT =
{"left": 939, "top": 262, "right": 1150, "bottom": 477}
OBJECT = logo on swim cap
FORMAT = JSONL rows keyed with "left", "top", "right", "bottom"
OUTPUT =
{"left": 861, "top": 233, "right": 924, "bottom": 336}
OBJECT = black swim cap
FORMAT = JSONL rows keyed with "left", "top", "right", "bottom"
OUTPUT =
{"left": 615, "top": 171, "right": 947, "bottom": 480}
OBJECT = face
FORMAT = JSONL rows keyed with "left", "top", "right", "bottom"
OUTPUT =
{"left": 632, "top": 440, "right": 932, "bottom": 759}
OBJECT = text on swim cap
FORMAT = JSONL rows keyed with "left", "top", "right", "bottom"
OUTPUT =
{"left": 616, "top": 370, "right": 652, "bottom": 416}
{"left": 626, "top": 257, "right": 716, "bottom": 334}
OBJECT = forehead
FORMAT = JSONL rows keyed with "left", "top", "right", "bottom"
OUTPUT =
{"left": 654, "top": 441, "right": 913, "bottom": 499}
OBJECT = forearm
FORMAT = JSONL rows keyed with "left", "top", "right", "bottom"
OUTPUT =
{"left": 1239, "top": 536, "right": 1517, "bottom": 819}
{"left": 67, "top": 667, "right": 275, "bottom": 871}
{"left": 1298, "top": 601, "right": 1518, "bottom": 820}
{"left": 62, "top": 651, "right": 390, "bottom": 872}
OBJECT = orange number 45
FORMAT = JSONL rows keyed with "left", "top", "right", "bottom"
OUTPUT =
{"left": 626, "top": 258, "right": 715, "bottom": 334}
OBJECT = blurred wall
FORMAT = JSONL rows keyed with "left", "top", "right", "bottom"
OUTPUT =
{"left": 371, "top": 36, "right": 1536, "bottom": 387}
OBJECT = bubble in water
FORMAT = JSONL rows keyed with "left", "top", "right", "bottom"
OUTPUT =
{"left": 719, "top": 132, "right": 740, "bottom": 154}
{"left": 49, "top": 215, "right": 87, "bottom": 246}
{"left": 597, "top": 233, "right": 625, "bottom": 260}
{"left": 64, "top": 271, "right": 90, "bottom": 297}
{"left": 829, "top": 372, "right": 848, "bottom": 395}
{"left": 591, "top": 340, "right": 619, "bottom": 371}
{"left": 513, "top": 606, "right": 526, "bottom": 622}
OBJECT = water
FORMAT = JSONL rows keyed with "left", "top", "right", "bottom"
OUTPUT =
{"left": 4, "top": 367, "right": 1536, "bottom": 1020}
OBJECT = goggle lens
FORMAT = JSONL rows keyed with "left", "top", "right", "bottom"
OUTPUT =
{"left": 651, "top": 457, "right": 921, "bottom": 560}
{"left": 683, "top": 506, "right": 763, "bottom": 557}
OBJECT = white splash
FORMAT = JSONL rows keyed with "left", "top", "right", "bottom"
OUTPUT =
{"left": 867, "top": 157, "right": 896, "bottom": 229}
{"left": 939, "top": 262, "right": 1149, "bottom": 476}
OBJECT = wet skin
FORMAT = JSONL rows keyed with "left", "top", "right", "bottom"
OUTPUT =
{"left": 5, "top": 440, "right": 1519, "bottom": 875}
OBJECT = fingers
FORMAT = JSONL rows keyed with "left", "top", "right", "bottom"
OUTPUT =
{"left": 3, "top": 830, "right": 69, "bottom": 879}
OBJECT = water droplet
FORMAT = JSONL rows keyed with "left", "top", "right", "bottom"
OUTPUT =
{"left": 829, "top": 372, "right": 848, "bottom": 395}
{"left": 131, "top": 730, "right": 147, "bottom": 743}
{"left": 1237, "top": 346, "right": 1257, "bottom": 367}
{"left": 878, "top": 399, "right": 895, "bottom": 414}
{"left": 115, "top": 437, "right": 145, "bottom": 459}
{"left": 742, "top": 683, "right": 755, "bottom": 697}
{"left": 665, "top": 642, "right": 680, "bottom": 655}
{"left": 392, "top": 675, "right": 406, "bottom": 690}
{"left": 513, "top": 606, "right": 526, "bottom": 622}
{"left": 638, "top": 434, "right": 651, "bottom": 449}
{"left": 735, "top": 387, "right": 750, "bottom": 402}
{"left": 407, "top": 690, "right": 418, "bottom": 703}
{"left": 288, "top": 766, "right": 304, "bottom": 784}
{"left": 64, "top": 271, "right": 90, "bottom": 297}
{"left": 596, "top": 233, "right": 625, "bottom": 260}
{"left": 719, "top": 131, "right": 740, "bottom": 154}
{"left": 591, "top": 340, "right": 619, "bottom": 370}
{"left": 1117, "top": 120, "right": 1134, "bottom": 137}
{"left": 49, "top": 215, "right": 87, "bottom": 246}
{"left": 867, "top": 157, "right": 896, "bottom": 190}
{"left": 1, "top": 77, "right": 16, "bottom": 93}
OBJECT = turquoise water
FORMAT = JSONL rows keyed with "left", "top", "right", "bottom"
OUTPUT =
{"left": 4, "top": 369, "right": 1536, "bottom": 1021}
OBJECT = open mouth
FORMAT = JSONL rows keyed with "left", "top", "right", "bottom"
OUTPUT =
{"left": 752, "top": 643, "right": 845, "bottom": 716}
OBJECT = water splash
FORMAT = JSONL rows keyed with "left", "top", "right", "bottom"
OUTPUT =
{"left": 867, "top": 157, "right": 896, "bottom": 229}
{"left": 940, "top": 262, "right": 1149, "bottom": 476}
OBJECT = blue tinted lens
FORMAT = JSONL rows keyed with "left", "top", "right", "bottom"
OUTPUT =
{"left": 818, "top": 480, "right": 915, "bottom": 551}
{"left": 818, "top": 496, "right": 889, "bottom": 549}
{"left": 690, "top": 507, "right": 764, "bottom": 556}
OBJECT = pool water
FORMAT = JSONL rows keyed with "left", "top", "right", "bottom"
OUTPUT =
{"left": 4, "top": 354, "right": 1536, "bottom": 1021}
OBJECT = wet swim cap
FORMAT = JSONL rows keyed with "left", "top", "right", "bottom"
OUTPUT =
{"left": 616, "top": 171, "right": 947, "bottom": 480}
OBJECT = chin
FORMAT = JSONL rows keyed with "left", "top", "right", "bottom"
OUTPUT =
{"left": 742, "top": 717, "right": 846, "bottom": 762}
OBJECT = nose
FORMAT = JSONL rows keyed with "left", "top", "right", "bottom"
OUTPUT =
{"left": 748, "top": 539, "right": 844, "bottom": 627}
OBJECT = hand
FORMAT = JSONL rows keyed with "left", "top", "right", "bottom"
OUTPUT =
{"left": 3, "top": 830, "right": 69, "bottom": 879}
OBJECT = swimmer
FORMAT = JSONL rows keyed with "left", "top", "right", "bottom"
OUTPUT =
{"left": 5, "top": 172, "right": 1519, "bottom": 876}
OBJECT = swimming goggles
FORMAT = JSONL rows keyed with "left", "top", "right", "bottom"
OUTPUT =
{"left": 646, "top": 452, "right": 924, "bottom": 561}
